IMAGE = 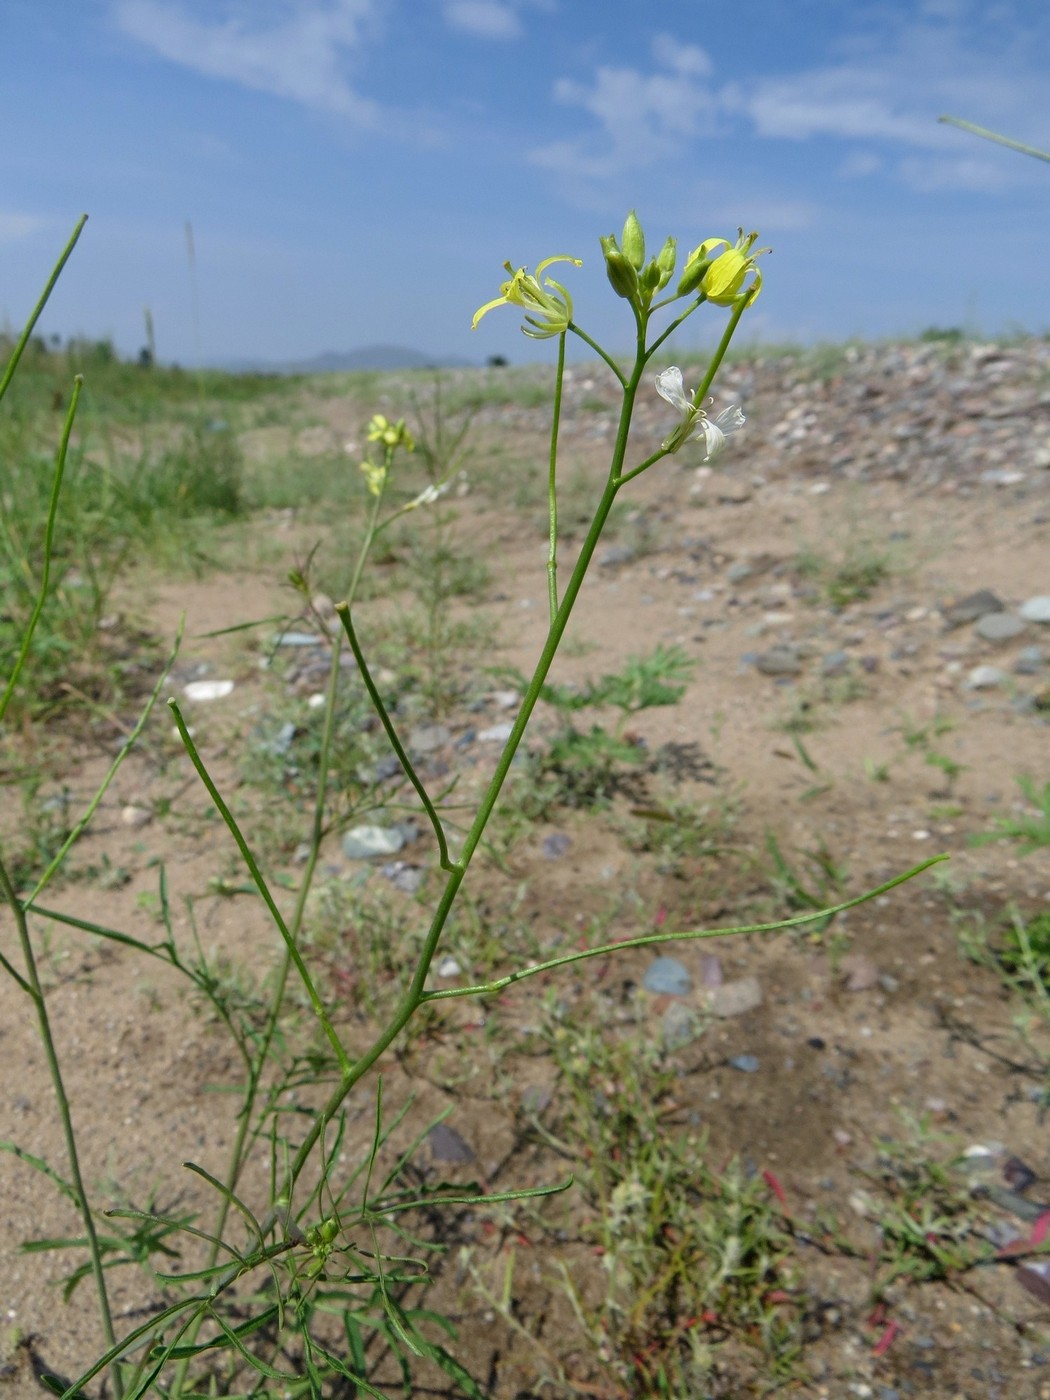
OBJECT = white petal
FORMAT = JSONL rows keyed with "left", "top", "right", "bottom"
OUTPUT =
{"left": 654, "top": 366, "right": 691, "bottom": 413}
{"left": 695, "top": 418, "right": 728, "bottom": 462}
{"left": 714, "top": 405, "right": 745, "bottom": 433}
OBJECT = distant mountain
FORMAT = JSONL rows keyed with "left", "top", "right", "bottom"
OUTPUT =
{"left": 216, "top": 344, "right": 473, "bottom": 374}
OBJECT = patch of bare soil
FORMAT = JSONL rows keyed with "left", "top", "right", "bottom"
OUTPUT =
{"left": 2, "top": 342, "right": 1050, "bottom": 1397}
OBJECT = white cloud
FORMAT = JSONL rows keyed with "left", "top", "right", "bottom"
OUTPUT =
{"left": 443, "top": 1, "right": 521, "bottom": 40}
{"left": 0, "top": 213, "right": 47, "bottom": 246}
{"left": 528, "top": 33, "right": 717, "bottom": 181}
{"left": 113, "top": 0, "right": 380, "bottom": 123}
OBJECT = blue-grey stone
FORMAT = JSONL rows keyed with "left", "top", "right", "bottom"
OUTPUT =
{"left": 643, "top": 956, "right": 692, "bottom": 997}
{"left": 428, "top": 1123, "right": 475, "bottom": 1163}
{"left": 729, "top": 1054, "right": 760, "bottom": 1073}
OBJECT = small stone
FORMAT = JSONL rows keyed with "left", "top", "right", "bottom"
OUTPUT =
{"left": 975, "top": 611, "right": 1026, "bottom": 642}
{"left": 520, "top": 1083, "right": 552, "bottom": 1114}
{"left": 274, "top": 631, "right": 324, "bottom": 647}
{"left": 716, "top": 479, "right": 752, "bottom": 504}
{"left": 428, "top": 1123, "right": 475, "bottom": 1163}
{"left": 729, "top": 1054, "right": 760, "bottom": 1073}
{"left": 541, "top": 832, "right": 571, "bottom": 859}
{"left": 183, "top": 679, "right": 235, "bottom": 702}
{"left": 491, "top": 689, "right": 520, "bottom": 709}
{"left": 1003, "top": 1156, "right": 1038, "bottom": 1193}
{"left": 381, "top": 861, "right": 425, "bottom": 894}
{"left": 409, "top": 724, "right": 451, "bottom": 753}
{"left": 599, "top": 545, "right": 635, "bottom": 567}
{"left": 477, "top": 721, "right": 514, "bottom": 743}
{"left": 1015, "top": 646, "right": 1046, "bottom": 675}
{"left": 821, "top": 649, "right": 850, "bottom": 676}
{"left": 754, "top": 646, "right": 802, "bottom": 676}
{"left": 1015, "top": 1259, "right": 1050, "bottom": 1306}
{"left": 643, "top": 956, "right": 692, "bottom": 997}
{"left": 661, "top": 1001, "right": 702, "bottom": 1050}
{"left": 705, "top": 976, "right": 762, "bottom": 1018}
{"left": 120, "top": 805, "right": 152, "bottom": 829}
{"left": 979, "top": 468, "right": 1026, "bottom": 486}
{"left": 436, "top": 955, "right": 462, "bottom": 978}
{"left": 1020, "top": 596, "right": 1050, "bottom": 624}
{"left": 699, "top": 954, "right": 723, "bottom": 987}
{"left": 342, "top": 825, "right": 405, "bottom": 859}
{"left": 841, "top": 955, "right": 879, "bottom": 991}
{"left": 965, "top": 664, "right": 1008, "bottom": 690}
{"left": 942, "top": 589, "right": 1004, "bottom": 627}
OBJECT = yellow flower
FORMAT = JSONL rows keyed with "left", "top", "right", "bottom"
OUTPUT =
{"left": 678, "top": 229, "right": 768, "bottom": 306}
{"left": 367, "top": 414, "right": 414, "bottom": 451}
{"left": 472, "top": 254, "right": 582, "bottom": 338}
{"left": 359, "top": 459, "right": 387, "bottom": 497}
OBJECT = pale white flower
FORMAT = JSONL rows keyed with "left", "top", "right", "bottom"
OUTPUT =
{"left": 654, "top": 365, "right": 745, "bottom": 461}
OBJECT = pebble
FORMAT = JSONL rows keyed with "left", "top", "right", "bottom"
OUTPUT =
{"left": 541, "top": 832, "right": 571, "bottom": 859}
{"left": 821, "top": 649, "right": 850, "bottom": 676}
{"left": 477, "top": 722, "right": 514, "bottom": 743}
{"left": 942, "top": 589, "right": 1004, "bottom": 626}
{"left": 274, "top": 631, "right": 324, "bottom": 647}
{"left": 975, "top": 611, "right": 1026, "bottom": 642}
{"left": 427, "top": 1123, "right": 475, "bottom": 1163}
{"left": 409, "top": 724, "right": 451, "bottom": 753}
{"left": 599, "top": 545, "right": 635, "bottom": 567}
{"left": 643, "top": 956, "right": 692, "bottom": 997}
{"left": 1015, "top": 646, "right": 1046, "bottom": 675}
{"left": 380, "top": 861, "right": 425, "bottom": 894}
{"left": 705, "top": 976, "right": 763, "bottom": 1018}
{"left": 661, "top": 1001, "right": 702, "bottom": 1050}
{"left": 754, "top": 646, "right": 803, "bottom": 677}
{"left": 841, "top": 955, "right": 879, "bottom": 991}
{"left": 342, "top": 825, "right": 405, "bottom": 859}
{"left": 120, "top": 805, "right": 152, "bottom": 828}
{"left": 728, "top": 1054, "right": 760, "bottom": 1073}
{"left": 1020, "top": 596, "right": 1050, "bottom": 624}
{"left": 436, "top": 955, "right": 462, "bottom": 978}
{"left": 964, "top": 665, "right": 1009, "bottom": 690}
{"left": 182, "top": 679, "right": 235, "bottom": 702}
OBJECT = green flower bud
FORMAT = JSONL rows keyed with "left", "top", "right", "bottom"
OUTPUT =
{"left": 600, "top": 234, "right": 639, "bottom": 301}
{"left": 621, "top": 210, "right": 646, "bottom": 271}
{"left": 640, "top": 258, "right": 663, "bottom": 297}
{"left": 677, "top": 251, "right": 713, "bottom": 297}
{"left": 655, "top": 236, "right": 677, "bottom": 290}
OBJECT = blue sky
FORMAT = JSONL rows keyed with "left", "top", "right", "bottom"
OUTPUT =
{"left": 2, "top": 0, "right": 1049, "bottom": 366}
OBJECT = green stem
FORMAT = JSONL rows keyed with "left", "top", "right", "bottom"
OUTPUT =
{"left": 335, "top": 603, "right": 455, "bottom": 872}
{"left": 278, "top": 319, "right": 654, "bottom": 1195}
{"left": 421, "top": 856, "right": 948, "bottom": 999}
{"left": 0, "top": 857, "right": 124, "bottom": 1399}
{"left": 939, "top": 114, "right": 1050, "bottom": 163}
{"left": 547, "top": 332, "right": 566, "bottom": 621}
{"left": 0, "top": 378, "right": 82, "bottom": 728}
{"left": 0, "top": 215, "right": 87, "bottom": 405}
{"left": 168, "top": 701, "right": 351, "bottom": 1075}
{"left": 170, "top": 468, "right": 388, "bottom": 1398}
{"left": 644, "top": 294, "right": 706, "bottom": 356}
{"left": 568, "top": 323, "right": 626, "bottom": 387}
{"left": 24, "top": 614, "right": 184, "bottom": 909}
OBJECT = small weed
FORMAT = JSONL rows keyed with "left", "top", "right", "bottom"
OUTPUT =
{"left": 972, "top": 775, "right": 1050, "bottom": 854}
{"left": 541, "top": 1011, "right": 806, "bottom": 1390}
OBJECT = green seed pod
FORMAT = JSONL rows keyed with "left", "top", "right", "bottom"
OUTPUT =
{"left": 600, "top": 234, "right": 639, "bottom": 301}
{"left": 620, "top": 210, "right": 646, "bottom": 271}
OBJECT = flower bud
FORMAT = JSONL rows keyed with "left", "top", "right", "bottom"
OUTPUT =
{"left": 620, "top": 210, "right": 646, "bottom": 271}
{"left": 655, "top": 236, "right": 677, "bottom": 290}
{"left": 677, "top": 249, "right": 713, "bottom": 297}
{"left": 600, "top": 234, "right": 639, "bottom": 301}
